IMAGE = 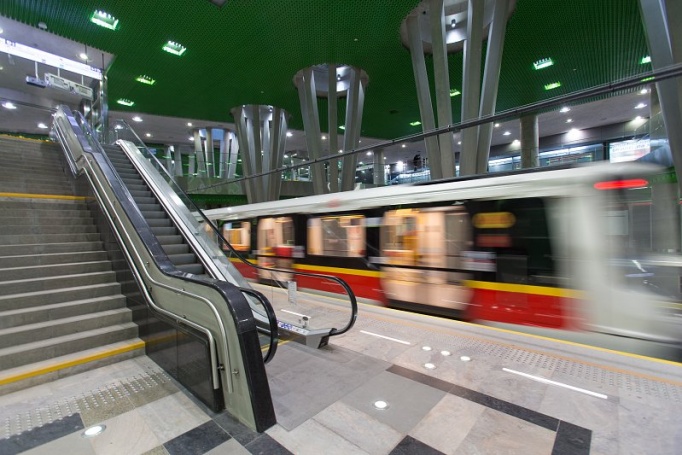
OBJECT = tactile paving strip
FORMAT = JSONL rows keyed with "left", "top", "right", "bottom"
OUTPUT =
{"left": 1, "top": 370, "right": 174, "bottom": 439}
{"left": 355, "top": 316, "right": 682, "bottom": 403}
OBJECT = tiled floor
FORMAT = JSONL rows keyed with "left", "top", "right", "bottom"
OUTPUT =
{"left": 2, "top": 303, "right": 681, "bottom": 454}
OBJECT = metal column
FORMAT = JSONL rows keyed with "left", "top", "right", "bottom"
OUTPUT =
{"left": 341, "top": 69, "right": 365, "bottom": 191}
{"left": 297, "top": 68, "right": 328, "bottom": 195}
{"left": 520, "top": 114, "right": 539, "bottom": 169}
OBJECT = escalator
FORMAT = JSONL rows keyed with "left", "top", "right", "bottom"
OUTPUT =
{"left": 52, "top": 105, "right": 277, "bottom": 432}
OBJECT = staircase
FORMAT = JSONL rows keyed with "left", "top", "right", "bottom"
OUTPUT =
{"left": 0, "top": 136, "right": 143, "bottom": 395}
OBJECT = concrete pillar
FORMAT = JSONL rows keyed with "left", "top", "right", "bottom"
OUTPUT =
{"left": 294, "top": 64, "right": 369, "bottom": 193}
{"left": 204, "top": 129, "right": 214, "bottom": 177}
{"left": 373, "top": 150, "right": 386, "bottom": 186}
{"left": 173, "top": 144, "right": 183, "bottom": 176}
{"left": 193, "top": 129, "right": 206, "bottom": 176}
{"left": 231, "top": 105, "right": 289, "bottom": 203}
{"left": 520, "top": 114, "right": 539, "bottom": 169}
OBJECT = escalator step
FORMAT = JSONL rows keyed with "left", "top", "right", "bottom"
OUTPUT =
{"left": 167, "top": 253, "right": 198, "bottom": 265}
{"left": 176, "top": 263, "right": 205, "bottom": 275}
{"left": 162, "top": 244, "right": 191, "bottom": 255}
{"left": 156, "top": 235, "right": 184, "bottom": 245}
{"left": 151, "top": 227, "right": 178, "bottom": 236}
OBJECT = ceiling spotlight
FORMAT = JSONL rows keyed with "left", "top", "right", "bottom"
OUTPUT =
{"left": 566, "top": 118, "right": 573, "bottom": 123}
{"left": 635, "top": 103, "right": 647, "bottom": 109}
{"left": 503, "top": 131, "right": 511, "bottom": 136}
{"left": 286, "top": 131, "right": 293, "bottom": 137}
{"left": 640, "top": 88, "right": 649, "bottom": 95}
{"left": 187, "top": 122, "right": 192, "bottom": 127}
{"left": 132, "top": 116, "right": 143, "bottom": 122}
{"left": 188, "top": 136, "right": 194, "bottom": 141}
{"left": 321, "top": 135, "right": 327, "bottom": 140}
{"left": 37, "top": 122, "right": 48, "bottom": 129}
{"left": 79, "top": 53, "right": 88, "bottom": 60}
{"left": 494, "top": 123, "right": 500, "bottom": 127}
{"left": 38, "top": 22, "right": 47, "bottom": 30}
{"left": 560, "top": 106, "right": 570, "bottom": 113}
{"left": 640, "top": 56, "right": 651, "bottom": 64}
{"left": 401, "top": 144, "right": 406, "bottom": 148}
{"left": 145, "top": 133, "right": 152, "bottom": 137}
{"left": 2, "top": 101, "right": 17, "bottom": 110}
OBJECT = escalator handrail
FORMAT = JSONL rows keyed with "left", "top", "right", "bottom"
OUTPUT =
{"left": 238, "top": 287, "right": 278, "bottom": 363}
{"left": 54, "top": 106, "right": 269, "bottom": 387}
{"left": 111, "top": 119, "right": 358, "bottom": 337}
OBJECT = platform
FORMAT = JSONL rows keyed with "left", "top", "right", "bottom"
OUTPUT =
{"left": 1, "top": 296, "right": 680, "bottom": 454}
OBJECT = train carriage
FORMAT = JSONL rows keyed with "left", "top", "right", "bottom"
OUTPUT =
{"left": 205, "top": 162, "right": 682, "bottom": 357}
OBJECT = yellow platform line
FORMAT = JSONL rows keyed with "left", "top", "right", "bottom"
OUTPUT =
{"left": 0, "top": 340, "right": 145, "bottom": 387}
{"left": 0, "top": 192, "right": 88, "bottom": 201}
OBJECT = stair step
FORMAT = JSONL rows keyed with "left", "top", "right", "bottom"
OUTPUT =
{"left": 0, "top": 270, "right": 118, "bottom": 295}
{"left": 0, "top": 224, "right": 97, "bottom": 236}
{"left": 0, "top": 233, "right": 101, "bottom": 245}
{"left": 0, "top": 260, "right": 112, "bottom": 282}
{"left": 0, "top": 308, "right": 132, "bottom": 348}
{"left": 0, "top": 282, "right": 121, "bottom": 311}
{"left": 0, "top": 294, "right": 127, "bottom": 329}
{"left": 0, "top": 216, "right": 94, "bottom": 228}
{"left": 0, "top": 323, "right": 140, "bottom": 371}
{"left": 0, "top": 200, "right": 87, "bottom": 211}
{"left": 0, "top": 241, "right": 103, "bottom": 257}
{"left": 0, "top": 250, "right": 108, "bottom": 268}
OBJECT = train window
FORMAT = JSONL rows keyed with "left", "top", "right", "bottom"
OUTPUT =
{"left": 222, "top": 221, "right": 251, "bottom": 252}
{"left": 308, "top": 215, "right": 366, "bottom": 257}
{"left": 469, "top": 198, "right": 556, "bottom": 285}
{"left": 382, "top": 210, "right": 419, "bottom": 265}
{"left": 258, "top": 217, "right": 294, "bottom": 255}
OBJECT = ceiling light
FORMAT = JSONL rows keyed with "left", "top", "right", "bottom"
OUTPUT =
{"left": 91, "top": 10, "right": 119, "bottom": 30}
{"left": 132, "top": 116, "right": 143, "bottom": 122}
{"left": 533, "top": 57, "right": 554, "bottom": 70}
{"left": 135, "top": 75, "right": 156, "bottom": 85}
{"left": 163, "top": 41, "right": 186, "bottom": 56}
{"left": 635, "top": 116, "right": 643, "bottom": 121}
{"left": 566, "top": 118, "right": 573, "bottom": 123}
{"left": 640, "top": 88, "right": 649, "bottom": 95}
{"left": 37, "top": 122, "right": 48, "bottom": 129}
{"left": 503, "top": 131, "right": 511, "bottom": 136}
{"left": 635, "top": 103, "right": 647, "bottom": 109}
{"left": 409, "top": 121, "right": 421, "bottom": 126}
{"left": 457, "top": 141, "right": 461, "bottom": 145}
{"left": 560, "top": 106, "right": 570, "bottom": 113}
{"left": 494, "top": 123, "right": 500, "bottom": 127}
{"left": 114, "top": 124, "right": 123, "bottom": 130}
{"left": 321, "top": 135, "right": 327, "bottom": 140}
{"left": 188, "top": 136, "right": 194, "bottom": 141}
{"left": 512, "top": 139, "right": 520, "bottom": 145}
{"left": 544, "top": 81, "right": 561, "bottom": 91}
{"left": 449, "top": 89, "right": 461, "bottom": 97}
{"left": 187, "top": 122, "right": 193, "bottom": 127}
{"left": 339, "top": 125, "right": 345, "bottom": 130}
{"left": 641, "top": 76, "right": 654, "bottom": 82}
{"left": 145, "top": 133, "right": 152, "bottom": 137}
{"left": 0, "top": 28, "right": 3, "bottom": 34}
{"left": 117, "top": 99, "right": 134, "bottom": 107}
{"left": 366, "top": 151, "right": 372, "bottom": 156}
{"left": 79, "top": 53, "right": 88, "bottom": 60}
{"left": 286, "top": 131, "right": 293, "bottom": 137}
{"left": 338, "top": 149, "right": 343, "bottom": 153}
{"left": 401, "top": 144, "right": 406, "bottom": 148}
{"left": 2, "top": 101, "right": 17, "bottom": 110}
{"left": 640, "top": 56, "right": 651, "bottom": 64}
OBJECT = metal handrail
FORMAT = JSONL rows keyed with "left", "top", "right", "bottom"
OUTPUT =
{"left": 239, "top": 287, "right": 278, "bottom": 363}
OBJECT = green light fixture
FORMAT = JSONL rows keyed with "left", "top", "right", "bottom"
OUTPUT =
{"left": 135, "top": 75, "right": 156, "bottom": 85}
{"left": 544, "top": 81, "right": 561, "bottom": 91}
{"left": 449, "top": 89, "right": 461, "bottom": 97}
{"left": 339, "top": 125, "right": 345, "bottom": 130}
{"left": 117, "top": 98, "right": 134, "bottom": 107}
{"left": 163, "top": 41, "right": 186, "bottom": 56}
{"left": 640, "top": 56, "right": 651, "bottom": 64}
{"left": 410, "top": 121, "right": 422, "bottom": 126}
{"left": 533, "top": 57, "right": 554, "bottom": 70}
{"left": 91, "top": 10, "right": 119, "bottom": 30}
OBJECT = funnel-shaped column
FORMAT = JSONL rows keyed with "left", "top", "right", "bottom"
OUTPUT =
{"left": 294, "top": 64, "right": 369, "bottom": 193}
{"left": 402, "top": 0, "right": 514, "bottom": 177}
{"left": 231, "top": 105, "right": 289, "bottom": 203}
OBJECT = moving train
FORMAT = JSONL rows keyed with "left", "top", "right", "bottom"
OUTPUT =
{"left": 204, "top": 162, "right": 682, "bottom": 358}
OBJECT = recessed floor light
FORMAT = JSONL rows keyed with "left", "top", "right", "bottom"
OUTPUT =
{"left": 82, "top": 425, "right": 106, "bottom": 438}
{"left": 424, "top": 363, "right": 436, "bottom": 369}
{"left": 422, "top": 346, "right": 432, "bottom": 351}
{"left": 441, "top": 350, "right": 451, "bottom": 356}
{"left": 460, "top": 356, "right": 471, "bottom": 362}
{"left": 373, "top": 400, "right": 389, "bottom": 410}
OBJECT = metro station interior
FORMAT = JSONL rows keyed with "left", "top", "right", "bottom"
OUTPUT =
{"left": 0, "top": 1, "right": 681, "bottom": 454}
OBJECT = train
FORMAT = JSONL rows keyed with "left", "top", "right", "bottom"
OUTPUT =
{"left": 204, "top": 162, "right": 682, "bottom": 359}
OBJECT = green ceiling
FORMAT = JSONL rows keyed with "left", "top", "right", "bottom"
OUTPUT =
{"left": 0, "top": 0, "right": 650, "bottom": 139}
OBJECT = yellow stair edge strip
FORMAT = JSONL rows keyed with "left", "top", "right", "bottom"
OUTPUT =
{"left": 0, "top": 192, "right": 88, "bottom": 201}
{"left": 0, "top": 340, "right": 145, "bottom": 387}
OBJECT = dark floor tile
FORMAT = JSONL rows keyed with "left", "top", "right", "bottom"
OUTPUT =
{"left": 552, "top": 420, "right": 592, "bottom": 455}
{"left": 389, "top": 436, "right": 445, "bottom": 455}
{"left": 387, "top": 364, "right": 454, "bottom": 393}
{"left": 0, "top": 413, "right": 84, "bottom": 455}
{"left": 245, "top": 433, "right": 293, "bottom": 455}
{"left": 164, "top": 420, "right": 231, "bottom": 455}
{"left": 213, "top": 411, "right": 260, "bottom": 446}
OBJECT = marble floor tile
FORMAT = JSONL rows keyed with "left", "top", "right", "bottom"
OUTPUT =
{"left": 410, "top": 394, "right": 485, "bottom": 454}
{"left": 22, "top": 430, "right": 97, "bottom": 455}
{"left": 268, "top": 420, "right": 370, "bottom": 455}
{"left": 454, "top": 407, "right": 556, "bottom": 455}
{"left": 88, "top": 409, "right": 162, "bottom": 455}
{"left": 136, "top": 391, "right": 211, "bottom": 444}
{"left": 313, "top": 401, "right": 404, "bottom": 455}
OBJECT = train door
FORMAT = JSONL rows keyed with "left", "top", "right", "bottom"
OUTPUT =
{"left": 380, "top": 207, "right": 473, "bottom": 316}
{"left": 256, "top": 216, "right": 295, "bottom": 283}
